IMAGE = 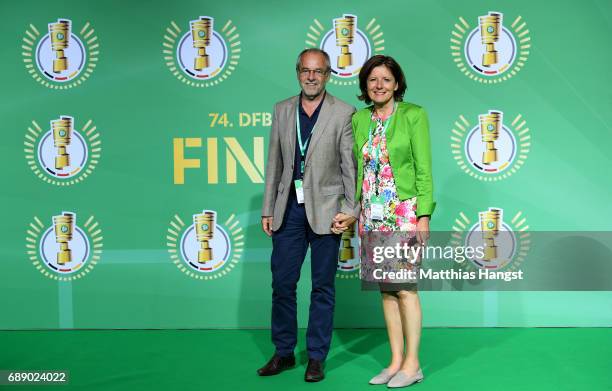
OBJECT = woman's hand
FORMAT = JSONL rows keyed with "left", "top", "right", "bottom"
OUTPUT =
{"left": 416, "top": 216, "right": 430, "bottom": 246}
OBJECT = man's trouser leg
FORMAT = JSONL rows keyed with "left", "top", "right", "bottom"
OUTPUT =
{"left": 305, "top": 224, "right": 340, "bottom": 361}
{"left": 270, "top": 194, "right": 308, "bottom": 357}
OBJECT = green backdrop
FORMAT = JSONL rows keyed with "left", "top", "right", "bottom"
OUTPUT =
{"left": 1, "top": 0, "right": 611, "bottom": 329}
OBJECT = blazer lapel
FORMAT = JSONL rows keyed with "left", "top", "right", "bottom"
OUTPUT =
{"left": 305, "top": 93, "right": 333, "bottom": 163}
{"left": 284, "top": 96, "right": 299, "bottom": 159}
{"left": 356, "top": 108, "right": 371, "bottom": 152}
{"left": 385, "top": 110, "right": 398, "bottom": 146}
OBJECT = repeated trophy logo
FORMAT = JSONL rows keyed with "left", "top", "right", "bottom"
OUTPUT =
{"left": 52, "top": 116, "right": 72, "bottom": 170}
{"left": 191, "top": 17, "right": 213, "bottom": 71}
{"left": 49, "top": 19, "right": 70, "bottom": 73}
{"left": 305, "top": 14, "right": 385, "bottom": 85}
{"left": 334, "top": 15, "right": 356, "bottom": 70}
{"left": 194, "top": 211, "right": 215, "bottom": 262}
{"left": 166, "top": 210, "right": 243, "bottom": 280}
{"left": 479, "top": 208, "right": 502, "bottom": 262}
{"left": 24, "top": 115, "right": 102, "bottom": 185}
{"left": 22, "top": 18, "right": 99, "bottom": 89}
{"left": 25, "top": 212, "right": 103, "bottom": 281}
{"left": 479, "top": 111, "right": 502, "bottom": 166}
{"left": 450, "top": 11, "right": 531, "bottom": 83}
{"left": 450, "top": 207, "right": 530, "bottom": 272}
{"left": 163, "top": 16, "right": 241, "bottom": 87}
{"left": 337, "top": 223, "right": 360, "bottom": 279}
{"left": 449, "top": 110, "right": 531, "bottom": 181}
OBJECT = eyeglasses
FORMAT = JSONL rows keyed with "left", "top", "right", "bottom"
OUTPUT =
{"left": 298, "top": 68, "right": 328, "bottom": 77}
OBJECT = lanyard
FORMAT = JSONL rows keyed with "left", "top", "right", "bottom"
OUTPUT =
{"left": 296, "top": 104, "right": 315, "bottom": 176}
{"left": 367, "top": 103, "right": 396, "bottom": 196}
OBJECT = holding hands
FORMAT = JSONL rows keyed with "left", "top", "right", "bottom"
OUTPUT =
{"left": 331, "top": 213, "right": 356, "bottom": 234}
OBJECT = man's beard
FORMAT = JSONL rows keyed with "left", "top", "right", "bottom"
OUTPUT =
{"left": 302, "top": 84, "right": 324, "bottom": 100}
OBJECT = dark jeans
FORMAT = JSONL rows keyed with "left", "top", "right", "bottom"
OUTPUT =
{"left": 270, "top": 192, "right": 341, "bottom": 361}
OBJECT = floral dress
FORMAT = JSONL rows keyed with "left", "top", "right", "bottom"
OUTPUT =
{"left": 359, "top": 111, "right": 420, "bottom": 285}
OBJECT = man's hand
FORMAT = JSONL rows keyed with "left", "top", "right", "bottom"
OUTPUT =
{"left": 262, "top": 216, "right": 274, "bottom": 237}
{"left": 416, "top": 216, "right": 430, "bottom": 246}
{"left": 331, "top": 213, "right": 356, "bottom": 234}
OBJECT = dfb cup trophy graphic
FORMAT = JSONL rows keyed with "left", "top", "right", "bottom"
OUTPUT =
{"left": 479, "top": 110, "right": 502, "bottom": 165}
{"left": 24, "top": 116, "right": 102, "bottom": 186}
{"left": 450, "top": 11, "right": 531, "bottom": 83}
{"left": 191, "top": 17, "right": 212, "bottom": 71}
{"left": 449, "top": 110, "right": 531, "bottom": 181}
{"left": 166, "top": 210, "right": 243, "bottom": 280}
{"left": 53, "top": 212, "right": 74, "bottom": 265}
{"left": 479, "top": 12, "right": 501, "bottom": 68}
{"left": 479, "top": 208, "right": 501, "bottom": 262}
{"left": 22, "top": 18, "right": 99, "bottom": 89}
{"left": 337, "top": 223, "right": 360, "bottom": 279}
{"left": 49, "top": 19, "right": 70, "bottom": 73}
{"left": 450, "top": 208, "right": 530, "bottom": 272}
{"left": 25, "top": 212, "right": 103, "bottom": 281}
{"left": 334, "top": 14, "right": 356, "bottom": 69}
{"left": 305, "top": 14, "right": 384, "bottom": 86}
{"left": 52, "top": 116, "right": 72, "bottom": 170}
{"left": 194, "top": 211, "right": 215, "bottom": 262}
{"left": 163, "top": 16, "right": 241, "bottom": 87}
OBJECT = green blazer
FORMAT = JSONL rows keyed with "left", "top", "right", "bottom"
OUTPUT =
{"left": 352, "top": 101, "right": 436, "bottom": 217}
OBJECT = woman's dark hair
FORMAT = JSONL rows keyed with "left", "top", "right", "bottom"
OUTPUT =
{"left": 357, "top": 55, "right": 407, "bottom": 104}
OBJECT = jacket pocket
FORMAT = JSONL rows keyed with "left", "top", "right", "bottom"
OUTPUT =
{"left": 277, "top": 182, "right": 285, "bottom": 194}
{"left": 321, "top": 184, "right": 344, "bottom": 196}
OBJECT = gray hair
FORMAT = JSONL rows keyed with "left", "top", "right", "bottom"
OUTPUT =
{"left": 295, "top": 48, "right": 331, "bottom": 73}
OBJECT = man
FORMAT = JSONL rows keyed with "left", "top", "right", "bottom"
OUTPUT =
{"left": 258, "top": 48, "right": 358, "bottom": 382}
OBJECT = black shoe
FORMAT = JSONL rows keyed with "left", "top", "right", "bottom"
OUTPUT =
{"left": 256, "top": 354, "right": 296, "bottom": 376}
{"left": 305, "top": 359, "right": 325, "bottom": 382}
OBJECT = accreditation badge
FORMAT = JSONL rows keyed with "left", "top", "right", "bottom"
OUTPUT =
{"left": 370, "top": 195, "right": 384, "bottom": 221}
{"left": 294, "top": 179, "right": 305, "bottom": 204}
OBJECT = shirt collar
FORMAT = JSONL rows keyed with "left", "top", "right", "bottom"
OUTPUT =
{"left": 299, "top": 91, "right": 326, "bottom": 116}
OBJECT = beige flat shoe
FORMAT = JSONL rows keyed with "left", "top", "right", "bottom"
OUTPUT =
{"left": 369, "top": 368, "right": 397, "bottom": 385}
{"left": 387, "top": 368, "right": 424, "bottom": 388}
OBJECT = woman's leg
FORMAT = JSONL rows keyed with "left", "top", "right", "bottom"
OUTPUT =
{"left": 381, "top": 292, "right": 404, "bottom": 372}
{"left": 397, "top": 289, "right": 422, "bottom": 374}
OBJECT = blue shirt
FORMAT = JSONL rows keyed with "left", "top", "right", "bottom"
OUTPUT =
{"left": 293, "top": 93, "right": 325, "bottom": 180}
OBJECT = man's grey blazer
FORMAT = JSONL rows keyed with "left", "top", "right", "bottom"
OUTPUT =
{"left": 261, "top": 93, "right": 359, "bottom": 235}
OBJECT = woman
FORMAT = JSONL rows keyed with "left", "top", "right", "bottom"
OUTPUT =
{"left": 352, "top": 55, "right": 435, "bottom": 388}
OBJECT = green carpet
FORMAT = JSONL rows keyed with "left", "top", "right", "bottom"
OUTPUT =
{"left": 2, "top": 328, "right": 610, "bottom": 390}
